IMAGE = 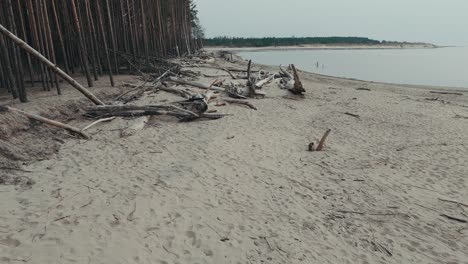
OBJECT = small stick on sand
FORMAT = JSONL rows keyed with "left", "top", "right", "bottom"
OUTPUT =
{"left": 430, "top": 91, "right": 463, "bottom": 96}
{"left": 224, "top": 68, "right": 237, "bottom": 79}
{"left": 438, "top": 198, "right": 468, "bottom": 208}
{"left": 82, "top": 117, "right": 116, "bottom": 131}
{"left": 222, "top": 98, "right": 257, "bottom": 110}
{"left": 440, "top": 214, "right": 468, "bottom": 223}
{"left": 316, "top": 129, "right": 332, "bottom": 151}
{"left": 337, "top": 210, "right": 365, "bottom": 215}
{"left": 344, "top": 112, "right": 360, "bottom": 118}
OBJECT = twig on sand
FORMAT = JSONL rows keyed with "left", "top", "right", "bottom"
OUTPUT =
{"left": 261, "top": 236, "right": 274, "bottom": 251}
{"left": 430, "top": 91, "right": 463, "bottom": 96}
{"left": 440, "top": 214, "right": 468, "bottom": 223}
{"left": 222, "top": 99, "right": 257, "bottom": 110}
{"left": 127, "top": 202, "right": 137, "bottom": 222}
{"left": 316, "top": 129, "right": 332, "bottom": 151}
{"left": 53, "top": 215, "right": 71, "bottom": 222}
{"left": 454, "top": 114, "right": 468, "bottom": 119}
{"left": 115, "top": 80, "right": 150, "bottom": 101}
{"left": 344, "top": 112, "right": 360, "bottom": 118}
{"left": 371, "top": 241, "right": 393, "bottom": 257}
{"left": 82, "top": 117, "right": 116, "bottom": 131}
{"left": 438, "top": 198, "right": 468, "bottom": 208}
{"left": 0, "top": 167, "right": 33, "bottom": 173}
{"left": 337, "top": 210, "right": 365, "bottom": 215}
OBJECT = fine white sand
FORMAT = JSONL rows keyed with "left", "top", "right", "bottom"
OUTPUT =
{"left": 0, "top": 55, "right": 467, "bottom": 264}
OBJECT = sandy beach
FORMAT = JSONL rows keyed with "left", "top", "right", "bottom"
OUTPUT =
{"left": 1, "top": 53, "right": 467, "bottom": 264}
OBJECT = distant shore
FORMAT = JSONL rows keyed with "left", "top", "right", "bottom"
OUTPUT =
{"left": 204, "top": 43, "right": 438, "bottom": 52}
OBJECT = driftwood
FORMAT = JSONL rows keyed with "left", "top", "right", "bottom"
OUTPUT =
{"left": 157, "top": 86, "right": 193, "bottom": 99}
{"left": 308, "top": 142, "right": 315, "bottom": 152}
{"left": 115, "top": 81, "right": 152, "bottom": 101}
{"left": 168, "top": 77, "right": 225, "bottom": 92}
{"left": 440, "top": 214, "right": 468, "bottom": 223}
{"left": 438, "top": 198, "right": 468, "bottom": 208}
{"left": 82, "top": 117, "right": 116, "bottom": 131}
{"left": 246, "top": 60, "right": 253, "bottom": 88}
{"left": 0, "top": 24, "right": 104, "bottom": 105}
{"left": 344, "top": 112, "right": 360, "bottom": 118}
{"left": 235, "top": 72, "right": 249, "bottom": 80}
{"left": 316, "top": 129, "right": 332, "bottom": 151}
{"left": 245, "top": 60, "right": 266, "bottom": 97}
{"left": 255, "top": 75, "right": 274, "bottom": 89}
{"left": 225, "top": 83, "right": 248, "bottom": 99}
{"left": 454, "top": 114, "right": 468, "bottom": 119}
{"left": 222, "top": 99, "right": 257, "bottom": 110}
{"left": 430, "top": 91, "right": 463, "bottom": 96}
{"left": 224, "top": 68, "right": 237, "bottom": 79}
{"left": 86, "top": 105, "right": 199, "bottom": 119}
{"left": 290, "top": 64, "right": 305, "bottom": 95}
{"left": 278, "top": 65, "right": 304, "bottom": 94}
{"left": 0, "top": 106, "right": 90, "bottom": 139}
{"left": 193, "top": 65, "right": 257, "bottom": 74}
{"left": 279, "top": 66, "right": 294, "bottom": 79}
{"left": 120, "top": 116, "right": 151, "bottom": 137}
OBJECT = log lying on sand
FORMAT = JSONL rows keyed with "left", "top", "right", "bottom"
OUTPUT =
{"left": 167, "top": 77, "right": 225, "bottom": 92}
{"left": 0, "top": 24, "right": 104, "bottom": 105}
{"left": 86, "top": 104, "right": 229, "bottom": 121}
{"left": 0, "top": 106, "right": 90, "bottom": 139}
{"left": 86, "top": 105, "right": 199, "bottom": 119}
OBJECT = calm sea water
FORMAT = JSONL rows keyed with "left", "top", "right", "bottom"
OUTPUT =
{"left": 239, "top": 47, "right": 468, "bottom": 89}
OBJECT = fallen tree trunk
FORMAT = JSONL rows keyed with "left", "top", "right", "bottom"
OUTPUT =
{"left": 0, "top": 106, "right": 90, "bottom": 139}
{"left": 86, "top": 104, "right": 227, "bottom": 121}
{"left": 167, "top": 77, "right": 225, "bottom": 92}
{"left": 86, "top": 105, "right": 199, "bottom": 119}
{"left": 0, "top": 24, "right": 104, "bottom": 105}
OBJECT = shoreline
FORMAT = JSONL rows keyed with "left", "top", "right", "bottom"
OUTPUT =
{"left": 207, "top": 48, "right": 468, "bottom": 91}
{"left": 204, "top": 43, "right": 438, "bottom": 53}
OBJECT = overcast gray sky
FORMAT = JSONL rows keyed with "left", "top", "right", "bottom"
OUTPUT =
{"left": 195, "top": 0, "right": 467, "bottom": 45}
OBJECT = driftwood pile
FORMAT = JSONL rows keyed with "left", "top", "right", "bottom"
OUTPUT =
{"left": 1, "top": 21, "right": 308, "bottom": 141}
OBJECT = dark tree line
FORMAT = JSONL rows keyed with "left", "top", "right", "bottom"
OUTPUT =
{"left": 0, "top": 0, "right": 204, "bottom": 103}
